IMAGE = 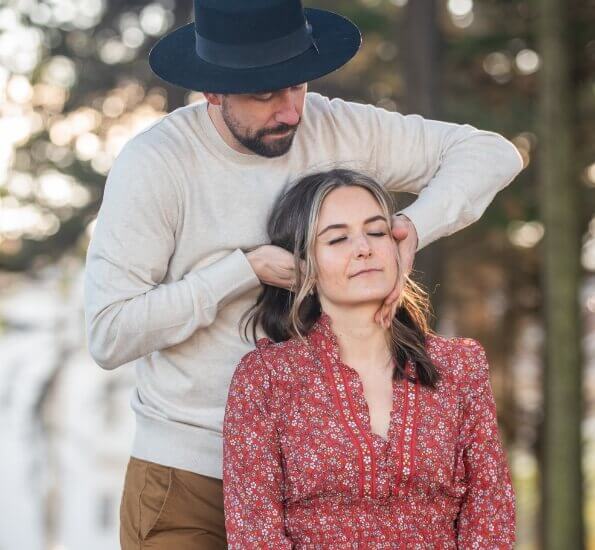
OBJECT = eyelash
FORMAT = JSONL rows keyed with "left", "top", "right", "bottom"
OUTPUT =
{"left": 328, "top": 232, "right": 387, "bottom": 245}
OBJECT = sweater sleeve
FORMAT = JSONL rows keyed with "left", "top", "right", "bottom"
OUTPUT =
{"left": 83, "top": 136, "right": 260, "bottom": 370}
{"left": 223, "top": 344, "right": 293, "bottom": 549}
{"left": 453, "top": 339, "right": 516, "bottom": 549}
{"left": 325, "top": 96, "right": 524, "bottom": 251}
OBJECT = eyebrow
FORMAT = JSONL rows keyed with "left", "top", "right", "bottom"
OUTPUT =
{"left": 317, "top": 215, "right": 387, "bottom": 237}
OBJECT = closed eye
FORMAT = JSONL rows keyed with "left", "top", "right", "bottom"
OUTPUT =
{"left": 328, "top": 232, "right": 387, "bottom": 245}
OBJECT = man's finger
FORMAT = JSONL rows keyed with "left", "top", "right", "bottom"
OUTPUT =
{"left": 391, "top": 215, "right": 410, "bottom": 239}
{"left": 384, "top": 281, "right": 402, "bottom": 306}
{"left": 386, "top": 301, "right": 399, "bottom": 327}
{"left": 277, "top": 266, "right": 295, "bottom": 276}
{"left": 391, "top": 225, "right": 409, "bottom": 241}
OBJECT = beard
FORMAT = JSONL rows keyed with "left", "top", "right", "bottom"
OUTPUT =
{"left": 221, "top": 100, "right": 299, "bottom": 158}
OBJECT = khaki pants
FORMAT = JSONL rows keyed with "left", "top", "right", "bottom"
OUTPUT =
{"left": 120, "top": 457, "right": 227, "bottom": 549}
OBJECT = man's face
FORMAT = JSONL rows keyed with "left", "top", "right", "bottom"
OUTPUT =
{"left": 220, "top": 83, "right": 307, "bottom": 157}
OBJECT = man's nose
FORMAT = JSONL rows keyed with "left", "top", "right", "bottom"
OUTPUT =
{"left": 274, "top": 92, "right": 300, "bottom": 126}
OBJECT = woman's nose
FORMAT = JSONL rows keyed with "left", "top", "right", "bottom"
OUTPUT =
{"left": 354, "top": 235, "right": 373, "bottom": 257}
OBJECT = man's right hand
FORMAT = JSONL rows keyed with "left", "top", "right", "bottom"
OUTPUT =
{"left": 246, "top": 245, "right": 298, "bottom": 290}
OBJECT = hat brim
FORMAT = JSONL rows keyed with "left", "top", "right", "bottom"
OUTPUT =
{"left": 148, "top": 8, "right": 361, "bottom": 93}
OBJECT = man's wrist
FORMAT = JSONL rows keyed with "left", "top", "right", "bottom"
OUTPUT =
{"left": 244, "top": 248, "right": 261, "bottom": 277}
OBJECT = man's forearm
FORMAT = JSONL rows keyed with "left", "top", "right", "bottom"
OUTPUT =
{"left": 84, "top": 248, "right": 260, "bottom": 370}
{"left": 395, "top": 126, "right": 523, "bottom": 250}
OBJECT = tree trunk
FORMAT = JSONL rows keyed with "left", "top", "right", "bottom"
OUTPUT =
{"left": 401, "top": 0, "right": 445, "bottom": 324}
{"left": 536, "top": 0, "right": 583, "bottom": 548}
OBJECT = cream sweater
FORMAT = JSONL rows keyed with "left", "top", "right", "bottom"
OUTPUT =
{"left": 83, "top": 92, "right": 523, "bottom": 479}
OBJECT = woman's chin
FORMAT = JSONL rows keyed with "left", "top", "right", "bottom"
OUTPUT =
{"left": 321, "top": 282, "right": 397, "bottom": 309}
{"left": 350, "top": 285, "right": 395, "bottom": 303}
{"left": 338, "top": 292, "right": 393, "bottom": 308}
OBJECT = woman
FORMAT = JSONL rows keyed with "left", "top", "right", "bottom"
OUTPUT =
{"left": 223, "top": 169, "right": 515, "bottom": 548}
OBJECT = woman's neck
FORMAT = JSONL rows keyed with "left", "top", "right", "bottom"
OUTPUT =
{"left": 324, "top": 305, "right": 393, "bottom": 372}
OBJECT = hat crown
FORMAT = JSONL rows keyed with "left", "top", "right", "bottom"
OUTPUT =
{"left": 194, "top": 0, "right": 307, "bottom": 45}
{"left": 148, "top": 2, "right": 362, "bottom": 94}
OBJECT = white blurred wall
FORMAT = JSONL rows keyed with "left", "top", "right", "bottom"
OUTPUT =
{"left": 0, "top": 257, "right": 135, "bottom": 550}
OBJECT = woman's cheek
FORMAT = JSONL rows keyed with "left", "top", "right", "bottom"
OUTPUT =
{"left": 319, "top": 249, "right": 344, "bottom": 276}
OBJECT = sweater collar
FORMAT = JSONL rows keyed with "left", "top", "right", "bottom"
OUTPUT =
{"left": 196, "top": 100, "right": 293, "bottom": 166}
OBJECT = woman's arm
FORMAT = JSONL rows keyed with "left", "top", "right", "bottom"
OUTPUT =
{"left": 223, "top": 345, "right": 293, "bottom": 549}
{"left": 453, "top": 339, "right": 516, "bottom": 549}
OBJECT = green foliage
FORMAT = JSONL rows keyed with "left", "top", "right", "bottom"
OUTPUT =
{"left": 0, "top": 0, "right": 593, "bottom": 271}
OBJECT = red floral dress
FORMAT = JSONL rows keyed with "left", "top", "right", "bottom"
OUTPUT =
{"left": 223, "top": 312, "right": 515, "bottom": 549}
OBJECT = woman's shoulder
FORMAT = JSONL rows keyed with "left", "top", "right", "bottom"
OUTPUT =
{"left": 426, "top": 332, "right": 486, "bottom": 358}
{"left": 235, "top": 336, "right": 310, "bottom": 381}
{"left": 425, "top": 333, "right": 490, "bottom": 388}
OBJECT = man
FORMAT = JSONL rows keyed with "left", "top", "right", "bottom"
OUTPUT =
{"left": 83, "top": 0, "right": 523, "bottom": 548}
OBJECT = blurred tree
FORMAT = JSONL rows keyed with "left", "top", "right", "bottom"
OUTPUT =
{"left": 400, "top": 0, "right": 446, "bottom": 325}
{"left": 1, "top": 0, "right": 595, "bottom": 548}
{"left": 0, "top": 0, "right": 193, "bottom": 271}
{"left": 536, "top": 0, "right": 584, "bottom": 547}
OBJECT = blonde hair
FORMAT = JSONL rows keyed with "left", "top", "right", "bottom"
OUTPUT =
{"left": 242, "top": 168, "right": 440, "bottom": 388}
{"left": 289, "top": 171, "right": 405, "bottom": 339}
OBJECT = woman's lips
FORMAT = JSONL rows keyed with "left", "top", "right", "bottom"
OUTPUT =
{"left": 350, "top": 268, "right": 382, "bottom": 278}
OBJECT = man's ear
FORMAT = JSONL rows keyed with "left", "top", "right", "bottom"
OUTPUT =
{"left": 204, "top": 92, "right": 224, "bottom": 106}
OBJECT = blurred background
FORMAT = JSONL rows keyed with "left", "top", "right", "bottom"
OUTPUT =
{"left": 0, "top": 0, "right": 593, "bottom": 548}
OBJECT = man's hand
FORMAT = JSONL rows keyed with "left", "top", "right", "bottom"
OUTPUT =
{"left": 246, "top": 245, "right": 298, "bottom": 290}
{"left": 374, "top": 214, "right": 419, "bottom": 328}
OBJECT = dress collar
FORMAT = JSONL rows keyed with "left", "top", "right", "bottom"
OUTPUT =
{"left": 307, "top": 311, "right": 414, "bottom": 376}
{"left": 307, "top": 311, "right": 341, "bottom": 361}
{"left": 254, "top": 311, "right": 339, "bottom": 355}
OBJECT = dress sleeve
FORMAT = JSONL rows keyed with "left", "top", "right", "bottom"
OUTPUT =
{"left": 223, "top": 345, "right": 293, "bottom": 549}
{"left": 454, "top": 339, "right": 516, "bottom": 549}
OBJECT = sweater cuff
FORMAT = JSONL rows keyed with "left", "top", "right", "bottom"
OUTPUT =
{"left": 396, "top": 201, "right": 437, "bottom": 252}
{"left": 185, "top": 248, "right": 261, "bottom": 310}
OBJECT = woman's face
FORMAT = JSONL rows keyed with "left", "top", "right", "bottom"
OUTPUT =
{"left": 313, "top": 186, "right": 399, "bottom": 309}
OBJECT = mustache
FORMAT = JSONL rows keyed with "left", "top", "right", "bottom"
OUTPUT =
{"left": 257, "top": 122, "right": 300, "bottom": 137}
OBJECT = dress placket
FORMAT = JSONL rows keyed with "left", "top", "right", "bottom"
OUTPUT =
{"left": 391, "top": 360, "right": 420, "bottom": 493}
{"left": 311, "top": 313, "right": 421, "bottom": 503}
{"left": 317, "top": 340, "right": 378, "bottom": 500}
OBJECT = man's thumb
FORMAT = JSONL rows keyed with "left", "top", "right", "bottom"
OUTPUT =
{"left": 391, "top": 221, "right": 409, "bottom": 241}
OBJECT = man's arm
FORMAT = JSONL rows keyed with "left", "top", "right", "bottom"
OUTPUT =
{"left": 327, "top": 96, "right": 524, "bottom": 251}
{"left": 84, "top": 138, "right": 260, "bottom": 370}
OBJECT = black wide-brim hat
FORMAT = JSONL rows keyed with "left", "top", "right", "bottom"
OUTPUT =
{"left": 149, "top": 0, "right": 362, "bottom": 94}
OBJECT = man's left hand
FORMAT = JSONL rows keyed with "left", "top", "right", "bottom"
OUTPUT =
{"left": 374, "top": 213, "right": 418, "bottom": 328}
